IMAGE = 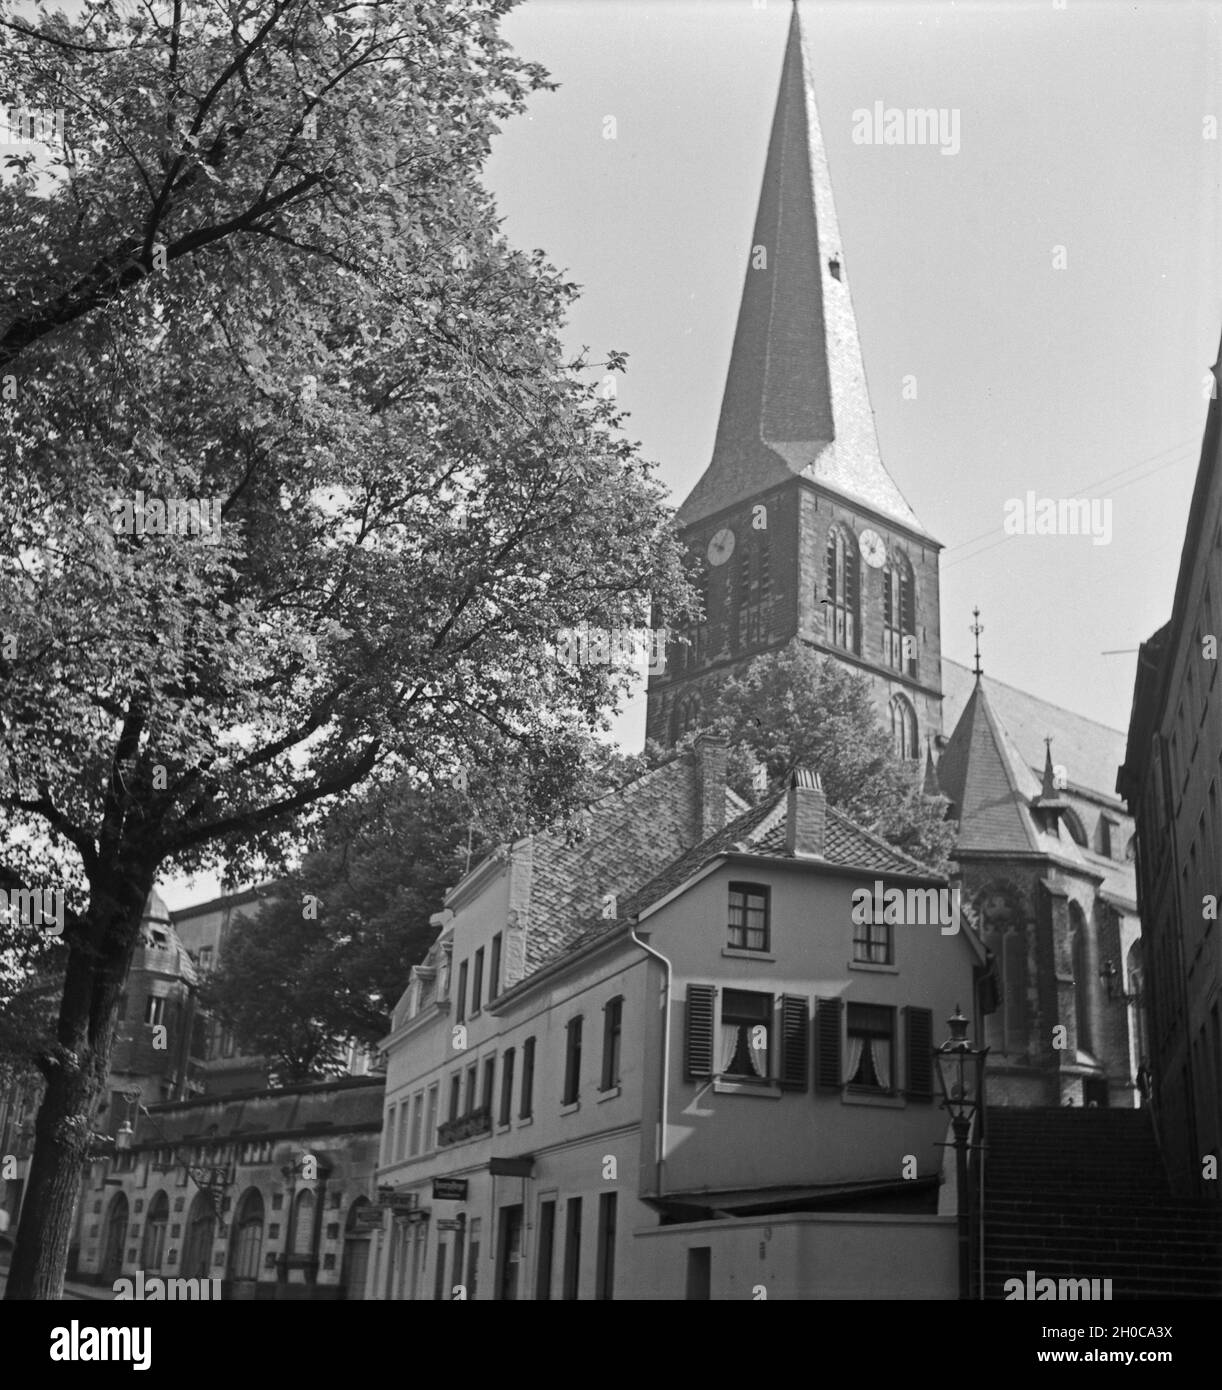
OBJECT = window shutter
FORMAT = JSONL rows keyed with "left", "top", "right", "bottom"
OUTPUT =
{"left": 780, "top": 995, "right": 809, "bottom": 1091}
{"left": 685, "top": 984, "right": 716, "bottom": 1080}
{"left": 905, "top": 1006, "right": 934, "bottom": 1100}
{"left": 814, "top": 997, "right": 843, "bottom": 1090}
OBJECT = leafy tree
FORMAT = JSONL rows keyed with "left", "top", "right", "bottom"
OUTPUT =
{"left": 0, "top": 0, "right": 690, "bottom": 1298}
{"left": 203, "top": 740, "right": 645, "bottom": 1083}
{"left": 651, "top": 641, "right": 954, "bottom": 870}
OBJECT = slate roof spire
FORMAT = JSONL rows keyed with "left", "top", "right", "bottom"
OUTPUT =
{"left": 677, "top": 2, "right": 929, "bottom": 538}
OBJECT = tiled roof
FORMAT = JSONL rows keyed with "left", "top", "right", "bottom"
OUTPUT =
{"left": 937, "top": 678, "right": 1088, "bottom": 865}
{"left": 553, "top": 781, "right": 941, "bottom": 966}
{"left": 676, "top": 6, "right": 928, "bottom": 538}
{"left": 941, "top": 659, "right": 1126, "bottom": 805}
{"left": 518, "top": 752, "right": 718, "bottom": 972}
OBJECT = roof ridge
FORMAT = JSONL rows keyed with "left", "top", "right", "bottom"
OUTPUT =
{"left": 942, "top": 658, "right": 1126, "bottom": 739}
{"left": 825, "top": 805, "right": 936, "bottom": 876}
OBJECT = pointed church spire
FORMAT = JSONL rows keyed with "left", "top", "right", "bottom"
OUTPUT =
{"left": 970, "top": 607, "right": 984, "bottom": 683}
{"left": 677, "top": 3, "right": 930, "bottom": 538}
{"left": 923, "top": 736, "right": 940, "bottom": 797}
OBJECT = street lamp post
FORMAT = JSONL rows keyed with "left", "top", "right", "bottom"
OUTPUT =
{"left": 934, "top": 1004, "right": 988, "bottom": 1300}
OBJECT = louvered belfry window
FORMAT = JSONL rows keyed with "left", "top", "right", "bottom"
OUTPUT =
{"left": 825, "top": 528, "right": 858, "bottom": 654}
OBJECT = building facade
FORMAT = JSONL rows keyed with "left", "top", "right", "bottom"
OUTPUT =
{"left": 73, "top": 1076, "right": 383, "bottom": 1298}
{"left": 372, "top": 740, "right": 989, "bottom": 1299}
{"left": 1119, "top": 334, "right": 1222, "bottom": 1194}
{"left": 933, "top": 666, "right": 1142, "bottom": 1108}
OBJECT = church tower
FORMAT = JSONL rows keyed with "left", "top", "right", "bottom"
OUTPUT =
{"left": 647, "top": 3, "right": 943, "bottom": 758}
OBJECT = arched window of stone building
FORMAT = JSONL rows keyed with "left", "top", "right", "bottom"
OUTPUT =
{"left": 1070, "top": 903, "right": 1092, "bottom": 1055}
{"left": 1126, "top": 939, "right": 1148, "bottom": 1072}
{"left": 292, "top": 1188, "right": 316, "bottom": 1257}
{"left": 1001, "top": 928, "right": 1026, "bottom": 1054}
{"left": 141, "top": 1190, "right": 169, "bottom": 1272}
{"left": 883, "top": 548, "right": 916, "bottom": 675}
{"left": 182, "top": 1191, "right": 217, "bottom": 1281}
{"left": 229, "top": 1188, "right": 264, "bottom": 1282}
{"left": 101, "top": 1191, "right": 129, "bottom": 1284}
{"left": 889, "top": 694, "right": 918, "bottom": 761}
{"left": 1062, "top": 809, "right": 1088, "bottom": 846}
{"left": 340, "top": 1198, "right": 372, "bottom": 1300}
{"left": 673, "top": 694, "right": 701, "bottom": 741}
{"left": 824, "top": 526, "right": 860, "bottom": 654}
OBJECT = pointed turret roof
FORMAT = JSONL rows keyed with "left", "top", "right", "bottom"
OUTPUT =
{"left": 678, "top": 4, "right": 930, "bottom": 539}
{"left": 936, "top": 677, "right": 1088, "bottom": 865}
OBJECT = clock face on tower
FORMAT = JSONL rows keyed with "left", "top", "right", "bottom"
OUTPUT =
{"left": 858, "top": 528, "right": 886, "bottom": 569}
{"left": 706, "top": 527, "right": 736, "bottom": 567}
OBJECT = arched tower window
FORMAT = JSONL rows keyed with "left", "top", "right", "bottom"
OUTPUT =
{"left": 889, "top": 693, "right": 918, "bottom": 761}
{"left": 738, "top": 536, "right": 772, "bottom": 648}
{"left": 883, "top": 548, "right": 916, "bottom": 676}
{"left": 824, "top": 526, "right": 859, "bottom": 654}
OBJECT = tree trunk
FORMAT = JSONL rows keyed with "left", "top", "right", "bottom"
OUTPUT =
{"left": 4, "top": 863, "right": 155, "bottom": 1300}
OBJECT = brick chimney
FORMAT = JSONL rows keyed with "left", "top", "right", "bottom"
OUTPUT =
{"left": 693, "top": 732, "right": 728, "bottom": 840}
{"left": 785, "top": 768, "right": 826, "bottom": 857}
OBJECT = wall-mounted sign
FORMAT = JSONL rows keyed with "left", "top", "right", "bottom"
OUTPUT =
{"left": 432, "top": 1177, "right": 469, "bottom": 1201}
{"left": 488, "top": 1157, "right": 534, "bottom": 1178}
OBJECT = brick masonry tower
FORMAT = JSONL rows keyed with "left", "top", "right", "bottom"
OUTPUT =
{"left": 647, "top": 3, "right": 943, "bottom": 758}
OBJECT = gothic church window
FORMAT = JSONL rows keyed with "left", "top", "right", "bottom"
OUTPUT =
{"left": 825, "top": 526, "right": 859, "bottom": 654}
{"left": 889, "top": 694, "right": 918, "bottom": 761}
{"left": 738, "top": 537, "right": 771, "bottom": 648}
{"left": 882, "top": 548, "right": 916, "bottom": 676}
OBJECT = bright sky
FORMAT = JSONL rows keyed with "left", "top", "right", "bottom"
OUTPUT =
{"left": 483, "top": 0, "right": 1222, "bottom": 749}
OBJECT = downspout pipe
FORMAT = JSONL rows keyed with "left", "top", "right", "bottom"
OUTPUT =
{"left": 629, "top": 923, "right": 672, "bottom": 1201}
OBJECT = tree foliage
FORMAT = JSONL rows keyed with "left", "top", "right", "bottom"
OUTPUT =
{"left": 0, "top": 0, "right": 690, "bottom": 1298}
{"left": 651, "top": 641, "right": 954, "bottom": 870}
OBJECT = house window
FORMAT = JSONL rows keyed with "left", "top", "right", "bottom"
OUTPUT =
{"left": 520, "top": 1037, "right": 536, "bottom": 1119}
{"left": 466, "top": 1217, "right": 481, "bottom": 1300}
{"left": 410, "top": 1093, "right": 423, "bottom": 1156}
{"left": 562, "top": 1197, "right": 582, "bottom": 1300}
{"left": 221, "top": 1027, "right": 236, "bottom": 1058}
{"left": 455, "top": 961, "right": 468, "bottom": 1025}
{"left": 499, "top": 1049, "right": 516, "bottom": 1126}
{"left": 846, "top": 1003, "right": 895, "bottom": 1091}
{"left": 448, "top": 1074, "right": 461, "bottom": 1123}
{"left": 397, "top": 1103, "right": 409, "bottom": 1161}
{"left": 536, "top": 1199, "right": 556, "bottom": 1300}
{"left": 198, "top": 946, "right": 213, "bottom": 974}
{"left": 489, "top": 932, "right": 502, "bottom": 1001}
{"left": 481, "top": 1055, "right": 496, "bottom": 1114}
{"left": 825, "top": 526, "right": 859, "bottom": 654}
{"left": 600, "top": 997, "right": 623, "bottom": 1091}
{"left": 727, "top": 883, "right": 769, "bottom": 952}
{"left": 144, "top": 996, "right": 165, "bottom": 1027}
{"left": 562, "top": 1017, "right": 583, "bottom": 1105}
{"left": 595, "top": 1192, "right": 617, "bottom": 1300}
{"left": 464, "top": 1065, "right": 477, "bottom": 1114}
{"left": 383, "top": 1105, "right": 397, "bottom": 1165}
{"left": 425, "top": 1085, "right": 439, "bottom": 1150}
{"left": 720, "top": 989, "right": 771, "bottom": 1080}
{"left": 472, "top": 947, "right": 484, "bottom": 1014}
{"left": 853, "top": 911, "right": 892, "bottom": 965}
